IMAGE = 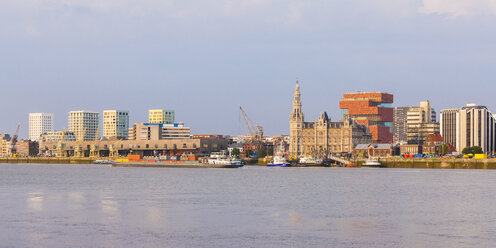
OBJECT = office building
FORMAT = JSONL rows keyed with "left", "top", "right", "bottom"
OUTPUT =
{"left": 290, "top": 80, "right": 372, "bottom": 156}
{"left": 339, "top": 92, "right": 393, "bottom": 143}
{"left": 149, "top": 109, "right": 175, "bottom": 124}
{"left": 392, "top": 107, "right": 409, "bottom": 144}
{"left": 458, "top": 104, "right": 495, "bottom": 154}
{"left": 29, "top": 113, "right": 54, "bottom": 141}
{"left": 440, "top": 109, "right": 459, "bottom": 149}
{"left": 68, "top": 111, "right": 99, "bottom": 141}
{"left": 440, "top": 104, "right": 496, "bottom": 154}
{"left": 40, "top": 131, "right": 77, "bottom": 142}
{"left": 162, "top": 123, "right": 191, "bottom": 139}
{"left": 103, "top": 110, "right": 129, "bottom": 140}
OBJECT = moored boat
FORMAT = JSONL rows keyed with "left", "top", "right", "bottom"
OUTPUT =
{"left": 267, "top": 155, "right": 291, "bottom": 167}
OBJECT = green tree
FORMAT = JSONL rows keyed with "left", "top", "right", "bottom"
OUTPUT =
{"left": 462, "top": 146, "right": 483, "bottom": 155}
{"left": 473, "top": 146, "right": 483, "bottom": 154}
{"left": 245, "top": 149, "right": 253, "bottom": 157}
{"left": 257, "top": 149, "right": 267, "bottom": 158}
{"left": 439, "top": 144, "right": 450, "bottom": 155}
{"left": 268, "top": 147, "right": 274, "bottom": 156}
{"left": 231, "top": 148, "right": 241, "bottom": 157}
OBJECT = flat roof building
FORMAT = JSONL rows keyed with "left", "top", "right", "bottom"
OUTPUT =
{"left": 29, "top": 113, "right": 54, "bottom": 141}
{"left": 68, "top": 111, "right": 99, "bottom": 141}
{"left": 149, "top": 109, "right": 175, "bottom": 124}
{"left": 103, "top": 110, "right": 129, "bottom": 140}
{"left": 339, "top": 92, "right": 394, "bottom": 143}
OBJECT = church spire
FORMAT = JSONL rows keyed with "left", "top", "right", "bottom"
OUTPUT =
{"left": 291, "top": 77, "right": 303, "bottom": 122}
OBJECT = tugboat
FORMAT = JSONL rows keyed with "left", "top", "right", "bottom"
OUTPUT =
{"left": 267, "top": 155, "right": 291, "bottom": 167}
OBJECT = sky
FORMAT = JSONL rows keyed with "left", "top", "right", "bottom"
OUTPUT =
{"left": 1, "top": 0, "right": 496, "bottom": 138}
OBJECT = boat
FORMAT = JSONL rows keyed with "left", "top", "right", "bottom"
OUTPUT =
{"left": 362, "top": 159, "right": 383, "bottom": 167}
{"left": 298, "top": 156, "right": 324, "bottom": 166}
{"left": 111, "top": 160, "right": 243, "bottom": 168}
{"left": 267, "top": 155, "right": 291, "bottom": 167}
{"left": 94, "top": 159, "right": 114, "bottom": 164}
{"left": 207, "top": 152, "right": 244, "bottom": 167}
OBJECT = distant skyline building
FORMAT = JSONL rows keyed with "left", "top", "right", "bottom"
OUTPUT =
{"left": 149, "top": 109, "right": 175, "bottom": 124}
{"left": 68, "top": 111, "right": 99, "bottom": 141}
{"left": 393, "top": 107, "right": 409, "bottom": 144}
{"left": 440, "top": 108, "right": 459, "bottom": 149}
{"left": 458, "top": 104, "right": 495, "bottom": 154}
{"left": 339, "top": 92, "right": 394, "bottom": 143}
{"left": 406, "top": 101, "right": 439, "bottom": 145}
{"left": 128, "top": 122, "right": 191, "bottom": 141}
{"left": 103, "top": 110, "right": 129, "bottom": 140}
{"left": 28, "top": 113, "right": 53, "bottom": 141}
{"left": 289, "top": 80, "right": 372, "bottom": 156}
{"left": 440, "top": 104, "right": 496, "bottom": 154}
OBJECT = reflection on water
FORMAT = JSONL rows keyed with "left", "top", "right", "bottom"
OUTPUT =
{"left": 26, "top": 192, "right": 44, "bottom": 212}
{"left": 0, "top": 164, "right": 495, "bottom": 247}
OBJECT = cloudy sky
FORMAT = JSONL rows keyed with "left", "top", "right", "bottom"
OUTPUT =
{"left": 1, "top": 0, "right": 496, "bottom": 138}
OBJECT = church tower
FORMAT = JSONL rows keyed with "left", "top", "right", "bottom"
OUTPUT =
{"left": 289, "top": 78, "right": 304, "bottom": 156}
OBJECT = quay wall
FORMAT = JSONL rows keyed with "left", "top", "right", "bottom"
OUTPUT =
{"left": 354, "top": 158, "right": 496, "bottom": 169}
{"left": 0, "top": 158, "right": 94, "bottom": 164}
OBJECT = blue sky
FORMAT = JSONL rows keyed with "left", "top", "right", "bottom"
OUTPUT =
{"left": 1, "top": 0, "right": 496, "bottom": 138}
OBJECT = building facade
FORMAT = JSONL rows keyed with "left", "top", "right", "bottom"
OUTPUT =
{"left": 440, "top": 109, "right": 460, "bottom": 150}
{"left": 162, "top": 123, "right": 191, "bottom": 139}
{"left": 29, "top": 113, "right": 54, "bottom": 141}
{"left": 40, "top": 131, "right": 77, "bottom": 142}
{"left": 339, "top": 92, "right": 393, "bottom": 143}
{"left": 68, "top": 111, "right": 99, "bottom": 141}
{"left": 392, "top": 107, "right": 409, "bottom": 144}
{"left": 103, "top": 110, "right": 129, "bottom": 140}
{"left": 440, "top": 104, "right": 496, "bottom": 154}
{"left": 149, "top": 109, "right": 175, "bottom": 124}
{"left": 289, "top": 81, "right": 372, "bottom": 156}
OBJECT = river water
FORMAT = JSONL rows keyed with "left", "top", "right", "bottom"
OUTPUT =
{"left": 0, "top": 164, "right": 495, "bottom": 247}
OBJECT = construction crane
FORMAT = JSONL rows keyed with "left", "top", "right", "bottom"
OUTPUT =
{"left": 9, "top": 123, "right": 20, "bottom": 157}
{"left": 239, "top": 107, "right": 264, "bottom": 144}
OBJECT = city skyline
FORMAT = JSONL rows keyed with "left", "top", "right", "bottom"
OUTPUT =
{"left": 2, "top": 1, "right": 496, "bottom": 138}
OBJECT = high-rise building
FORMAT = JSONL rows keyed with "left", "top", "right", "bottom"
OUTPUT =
{"left": 103, "top": 110, "right": 129, "bottom": 140}
{"left": 440, "top": 104, "right": 496, "bottom": 154}
{"left": 289, "top": 79, "right": 372, "bottom": 156}
{"left": 392, "top": 107, "right": 409, "bottom": 144}
{"left": 149, "top": 109, "right": 175, "bottom": 124}
{"left": 440, "top": 109, "right": 459, "bottom": 149}
{"left": 458, "top": 104, "right": 495, "bottom": 154}
{"left": 406, "top": 101, "right": 440, "bottom": 145}
{"left": 68, "top": 111, "right": 99, "bottom": 141}
{"left": 29, "top": 113, "right": 54, "bottom": 141}
{"left": 339, "top": 92, "right": 394, "bottom": 143}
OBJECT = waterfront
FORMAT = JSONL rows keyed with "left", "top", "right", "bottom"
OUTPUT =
{"left": 1, "top": 164, "right": 495, "bottom": 247}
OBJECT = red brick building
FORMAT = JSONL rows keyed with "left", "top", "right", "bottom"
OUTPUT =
{"left": 339, "top": 92, "right": 394, "bottom": 144}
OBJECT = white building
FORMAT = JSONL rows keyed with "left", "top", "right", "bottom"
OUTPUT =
{"left": 440, "top": 104, "right": 496, "bottom": 154}
{"left": 162, "top": 123, "right": 191, "bottom": 139}
{"left": 103, "top": 110, "right": 129, "bottom": 140}
{"left": 149, "top": 109, "right": 175, "bottom": 124}
{"left": 29, "top": 113, "right": 54, "bottom": 141}
{"left": 68, "top": 111, "right": 99, "bottom": 141}
{"left": 40, "top": 131, "right": 76, "bottom": 142}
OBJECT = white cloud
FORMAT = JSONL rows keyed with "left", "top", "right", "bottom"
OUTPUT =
{"left": 420, "top": 0, "right": 496, "bottom": 17}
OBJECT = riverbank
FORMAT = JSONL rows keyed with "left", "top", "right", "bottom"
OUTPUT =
{"left": 0, "top": 157, "right": 94, "bottom": 164}
{"left": 354, "top": 158, "right": 496, "bottom": 169}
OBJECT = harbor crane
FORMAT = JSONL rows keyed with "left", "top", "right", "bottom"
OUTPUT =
{"left": 9, "top": 123, "right": 20, "bottom": 157}
{"left": 239, "top": 107, "right": 264, "bottom": 144}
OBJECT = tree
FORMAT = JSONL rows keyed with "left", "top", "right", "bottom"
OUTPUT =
{"left": 462, "top": 146, "right": 484, "bottom": 155}
{"left": 473, "top": 146, "right": 483, "bottom": 154}
{"left": 245, "top": 149, "right": 253, "bottom": 157}
{"left": 268, "top": 147, "right": 274, "bottom": 156}
{"left": 231, "top": 148, "right": 240, "bottom": 157}
{"left": 257, "top": 149, "right": 267, "bottom": 158}
{"left": 439, "top": 144, "right": 450, "bottom": 155}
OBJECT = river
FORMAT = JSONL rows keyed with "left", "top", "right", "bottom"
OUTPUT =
{"left": 0, "top": 164, "right": 494, "bottom": 247}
